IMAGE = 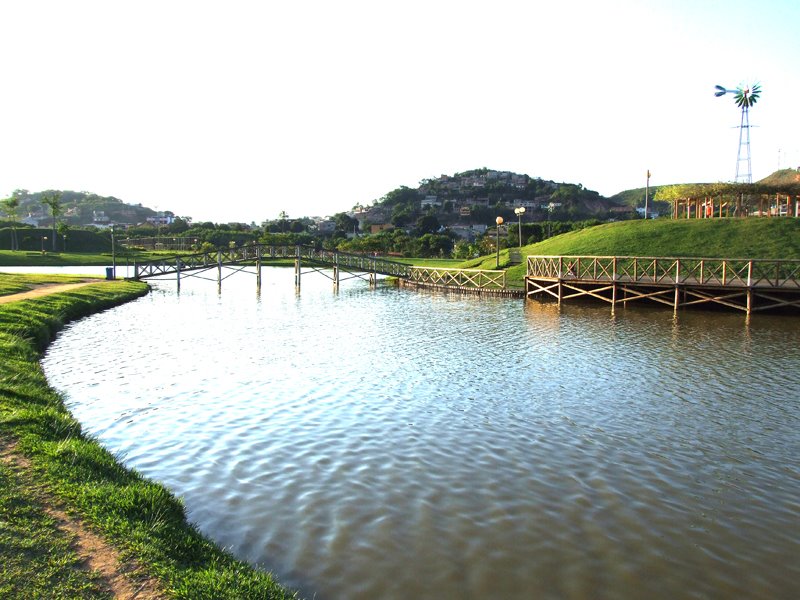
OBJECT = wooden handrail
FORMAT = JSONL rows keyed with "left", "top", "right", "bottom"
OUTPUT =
{"left": 526, "top": 255, "right": 800, "bottom": 289}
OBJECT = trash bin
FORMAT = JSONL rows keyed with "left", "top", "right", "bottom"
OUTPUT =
{"left": 105, "top": 267, "right": 114, "bottom": 280}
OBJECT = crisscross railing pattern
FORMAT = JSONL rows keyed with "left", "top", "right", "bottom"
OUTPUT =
{"left": 409, "top": 267, "right": 506, "bottom": 289}
{"left": 527, "top": 256, "right": 800, "bottom": 289}
{"left": 526, "top": 255, "right": 800, "bottom": 314}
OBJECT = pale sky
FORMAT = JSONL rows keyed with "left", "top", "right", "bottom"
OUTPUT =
{"left": 1, "top": 0, "right": 798, "bottom": 223}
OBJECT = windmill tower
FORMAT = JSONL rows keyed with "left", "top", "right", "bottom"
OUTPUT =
{"left": 715, "top": 83, "right": 761, "bottom": 183}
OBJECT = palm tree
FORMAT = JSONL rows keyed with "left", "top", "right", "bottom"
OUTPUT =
{"left": 1, "top": 196, "right": 21, "bottom": 250}
{"left": 41, "top": 192, "right": 63, "bottom": 251}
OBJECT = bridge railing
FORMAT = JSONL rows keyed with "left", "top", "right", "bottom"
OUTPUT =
{"left": 526, "top": 255, "right": 800, "bottom": 289}
{"left": 307, "top": 249, "right": 412, "bottom": 277}
{"left": 132, "top": 245, "right": 413, "bottom": 279}
{"left": 409, "top": 267, "right": 506, "bottom": 289}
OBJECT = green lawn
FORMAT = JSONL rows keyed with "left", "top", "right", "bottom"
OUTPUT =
{"left": 398, "top": 257, "right": 464, "bottom": 268}
{"left": 461, "top": 218, "right": 800, "bottom": 288}
{"left": 0, "top": 249, "right": 183, "bottom": 267}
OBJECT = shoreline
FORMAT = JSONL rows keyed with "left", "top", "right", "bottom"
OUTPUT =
{"left": 0, "top": 278, "right": 299, "bottom": 599}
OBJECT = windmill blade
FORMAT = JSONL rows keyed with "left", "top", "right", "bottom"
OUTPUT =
{"left": 734, "top": 83, "right": 762, "bottom": 108}
{"left": 734, "top": 87, "right": 750, "bottom": 108}
{"left": 749, "top": 83, "right": 762, "bottom": 105}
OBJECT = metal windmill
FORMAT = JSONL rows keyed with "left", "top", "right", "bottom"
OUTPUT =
{"left": 715, "top": 83, "right": 761, "bottom": 183}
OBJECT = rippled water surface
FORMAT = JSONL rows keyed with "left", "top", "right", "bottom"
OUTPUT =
{"left": 42, "top": 268, "right": 800, "bottom": 599}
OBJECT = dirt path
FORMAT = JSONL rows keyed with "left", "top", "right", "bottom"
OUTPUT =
{"left": 2, "top": 280, "right": 166, "bottom": 598}
{"left": 0, "top": 439, "right": 165, "bottom": 599}
{"left": 0, "top": 281, "right": 99, "bottom": 304}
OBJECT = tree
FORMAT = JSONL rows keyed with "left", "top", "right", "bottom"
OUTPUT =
{"left": 278, "top": 210, "right": 289, "bottom": 232}
{"left": 1, "top": 196, "right": 20, "bottom": 250}
{"left": 41, "top": 192, "right": 63, "bottom": 251}
{"left": 332, "top": 212, "right": 358, "bottom": 236}
{"left": 56, "top": 222, "right": 70, "bottom": 252}
{"left": 381, "top": 186, "right": 418, "bottom": 207}
{"left": 391, "top": 205, "right": 414, "bottom": 227}
{"left": 415, "top": 213, "right": 440, "bottom": 235}
{"left": 166, "top": 217, "right": 190, "bottom": 233}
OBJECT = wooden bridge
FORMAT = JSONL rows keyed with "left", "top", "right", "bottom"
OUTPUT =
{"left": 525, "top": 255, "right": 800, "bottom": 314}
{"left": 131, "top": 245, "right": 412, "bottom": 291}
{"left": 130, "top": 244, "right": 509, "bottom": 295}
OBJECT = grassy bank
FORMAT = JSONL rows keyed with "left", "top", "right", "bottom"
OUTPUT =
{"left": 461, "top": 218, "right": 800, "bottom": 288}
{"left": 0, "top": 278, "right": 298, "bottom": 599}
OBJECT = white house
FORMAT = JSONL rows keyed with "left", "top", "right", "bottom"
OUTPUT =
{"left": 421, "top": 195, "right": 441, "bottom": 209}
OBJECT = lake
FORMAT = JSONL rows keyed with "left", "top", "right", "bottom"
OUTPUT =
{"left": 38, "top": 267, "right": 800, "bottom": 599}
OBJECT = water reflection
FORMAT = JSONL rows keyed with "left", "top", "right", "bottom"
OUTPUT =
{"left": 42, "top": 268, "right": 800, "bottom": 600}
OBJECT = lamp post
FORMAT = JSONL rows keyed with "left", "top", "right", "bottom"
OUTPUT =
{"left": 514, "top": 206, "right": 526, "bottom": 248}
{"left": 495, "top": 216, "right": 503, "bottom": 269}
{"left": 41, "top": 236, "right": 48, "bottom": 254}
{"left": 111, "top": 225, "right": 116, "bottom": 279}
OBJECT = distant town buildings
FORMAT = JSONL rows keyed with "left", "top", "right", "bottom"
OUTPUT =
{"left": 146, "top": 212, "right": 176, "bottom": 226}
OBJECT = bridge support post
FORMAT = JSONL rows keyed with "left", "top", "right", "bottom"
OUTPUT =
{"left": 333, "top": 252, "right": 340, "bottom": 292}
{"left": 611, "top": 282, "right": 617, "bottom": 315}
{"left": 370, "top": 272, "right": 376, "bottom": 288}
{"left": 176, "top": 257, "right": 181, "bottom": 292}
{"left": 611, "top": 257, "right": 618, "bottom": 315}
{"left": 745, "top": 260, "right": 753, "bottom": 314}
{"left": 217, "top": 251, "right": 223, "bottom": 293}
{"left": 294, "top": 245, "right": 301, "bottom": 293}
{"left": 134, "top": 262, "right": 139, "bottom": 280}
{"left": 256, "top": 247, "right": 262, "bottom": 293}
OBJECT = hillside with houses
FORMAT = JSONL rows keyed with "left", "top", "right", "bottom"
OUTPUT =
{"left": 343, "top": 168, "right": 626, "bottom": 242}
{"left": 3, "top": 189, "right": 179, "bottom": 230}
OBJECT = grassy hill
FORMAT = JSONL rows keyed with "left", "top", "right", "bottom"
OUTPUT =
{"left": 607, "top": 185, "right": 669, "bottom": 206}
{"left": 457, "top": 218, "right": 800, "bottom": 288}
{"left": 757, "top": 168, "right": 800, "bottom": 187}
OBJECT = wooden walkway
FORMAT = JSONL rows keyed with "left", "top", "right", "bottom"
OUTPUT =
{"left": 525, "top": 255, "right": 800, "bottom": 314}
{"left": 132, "top": 245, "right": 413, "bottom": 292}
{"left": 131, "top": 245, "right": 507, "bottom": 295}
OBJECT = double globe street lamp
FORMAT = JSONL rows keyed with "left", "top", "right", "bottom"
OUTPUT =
{"left": 514, "top": 206, "right": 526, "bottom": 248}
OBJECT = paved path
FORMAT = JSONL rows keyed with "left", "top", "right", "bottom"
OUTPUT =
{"left": 0, "top": 281, "right": 98, "bottom": 304}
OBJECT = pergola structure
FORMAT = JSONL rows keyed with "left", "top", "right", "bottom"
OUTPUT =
{"left": 655, "top": 182, "right": 800, "bottom": 219}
